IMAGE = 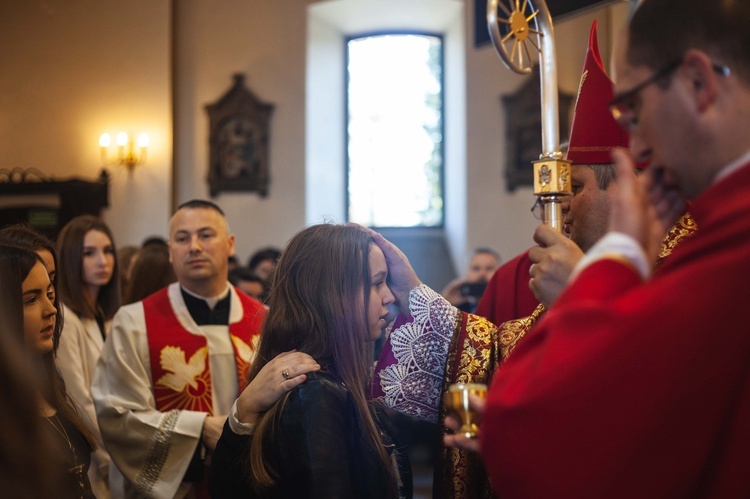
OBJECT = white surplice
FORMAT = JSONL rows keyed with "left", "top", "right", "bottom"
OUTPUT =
{"left": 92, "top": 282, "right": 247, "bottom": 499}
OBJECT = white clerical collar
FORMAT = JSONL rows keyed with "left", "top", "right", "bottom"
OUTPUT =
{"left": 181, "top": 284, "right": 230, "bottom": 310}
{"left": 714, "top": 148, "right": 750, "bottom": 184}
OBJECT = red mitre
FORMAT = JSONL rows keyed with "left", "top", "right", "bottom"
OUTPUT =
{"left": 566, "top": 20, "right": 629, "bottom": 165}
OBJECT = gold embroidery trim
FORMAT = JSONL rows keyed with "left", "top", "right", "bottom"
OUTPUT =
{"left": 658, "top": 212, "right": 697, "bottom": 261}
{"left": 576, "top": 69, "right": 588, "bottom": 103}
{"left": 499, "top": 303, "right": 546, "bottom": 360}
{"left": 439, "top": 313, "right": 499, "bottom": 498}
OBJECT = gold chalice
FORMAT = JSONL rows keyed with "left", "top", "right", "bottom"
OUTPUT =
{"left": 445, "top": 383, "right": 488, "bottom": 439}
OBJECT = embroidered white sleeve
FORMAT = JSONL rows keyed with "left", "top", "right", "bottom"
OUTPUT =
{"left": 378, "top": 285, "right": 457, "bottom": 423}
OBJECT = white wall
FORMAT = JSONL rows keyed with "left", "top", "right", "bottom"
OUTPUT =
{"left": 306, "top": 0, "right": 467, "bottom": 269}
{"left": 306, "top": 4, "right": 348, "bottom": 225}
{"left": 174, "top": 0, "right": 314, "bottom": 263}
{"left": 0, "top": 0, "right": 171, "bottom": 247}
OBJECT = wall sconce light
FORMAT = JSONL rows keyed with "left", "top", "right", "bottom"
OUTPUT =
{"left": 99, "top": 132, "right": 149, "bottom": 171}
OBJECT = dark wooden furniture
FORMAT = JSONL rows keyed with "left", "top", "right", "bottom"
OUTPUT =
{"left": 0, "top": 168, "right": 110, "bottom": 240}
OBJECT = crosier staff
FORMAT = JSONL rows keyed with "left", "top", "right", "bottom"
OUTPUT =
{"left": 487, "top": 0, "right": 571, "bottom": 230}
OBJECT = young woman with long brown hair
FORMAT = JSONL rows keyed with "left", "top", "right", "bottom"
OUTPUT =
{"left": 55, "top": 215, "right": 120, "bottom": 498}
{"left": 123, "top": 243, "right": 176, "bottom": 304}
{"left": 0, "top": 236, "right": 68, "bottom": 498}
{"left": 0, "top": 243, "right": 97, "bottom": 498}
{"left": 211, "top": 224, "right": 409, "bottom": 498}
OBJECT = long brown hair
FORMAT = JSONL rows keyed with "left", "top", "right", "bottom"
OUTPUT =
{"left": 0, "top": 245, "right": 67, "bottom": 497}
{"left": 124, "top": 244, "right": 176, "bottom": 304}
{"left": 246, "top": 224, "right": 398, "bottom": 497}
{"left": 0, "top": 244, "right": 97, "bottom": 450}
{"left": 57, "top": 215, "right": 120, "bottom": 320}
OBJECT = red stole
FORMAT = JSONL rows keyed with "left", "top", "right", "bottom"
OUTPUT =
{"left": 144, "top": 287, "right": 265, "bottom": 415}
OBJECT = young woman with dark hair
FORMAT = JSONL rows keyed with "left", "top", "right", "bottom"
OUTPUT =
{"left": 123, "top": 243, "right": 176, "bottom": 304}
{"left": 0, "top": 280, "right": 67, "bottom": 498}
{"left": 57, "top": 215, "right": 120, "bottom": 322}
{"left": 0, "top": 244, "right": 97, "bottom": 498}
{"left": 211, "top": 224, "right": 409, "bottom": 498}
{"left": 55, "top": 215, "right": 120, "bottom": 498}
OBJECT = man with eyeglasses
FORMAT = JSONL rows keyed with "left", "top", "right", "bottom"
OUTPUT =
{"left": 473, "top": 0, "right": 750, "bottom": 496}
{"left": 477, "top": 19, "right": 697, "bottom": 355}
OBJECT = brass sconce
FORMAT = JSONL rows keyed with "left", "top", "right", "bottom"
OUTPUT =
{"left": 99, "top": 132, "right": 149, "bottom": 171}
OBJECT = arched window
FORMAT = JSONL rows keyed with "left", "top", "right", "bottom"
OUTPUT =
{"left": 346, "top": 33, "right": 444, "bottom": 227}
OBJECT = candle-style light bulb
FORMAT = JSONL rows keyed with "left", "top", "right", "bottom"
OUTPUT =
{"left": 137, "top": 133, "right": 150, "bottom": 148}
{"left": 100, "top": 130, "right": 149, "bottom": 169}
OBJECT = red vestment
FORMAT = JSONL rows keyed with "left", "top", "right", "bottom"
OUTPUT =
{"left": 145, "top": 287, "right": 264, "bottom": 415}
{"left": 482, "top": 163, "right": 750, "bottom": 497}
{"left": 475, "top": 250, "right": 537, "bottom": 326}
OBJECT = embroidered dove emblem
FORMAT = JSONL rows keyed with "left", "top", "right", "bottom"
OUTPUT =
{"left": 231, "top": 335, "right": 256, "bottom": 362}
{"left": 156, "top": 345, "right": 208, "bottom": 392}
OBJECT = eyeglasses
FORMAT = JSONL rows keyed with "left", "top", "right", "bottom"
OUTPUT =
{"left": 530, "top": 198, "right": 543, "bottom": 220}
{"left": 609, "top": 59, "right": 731, "bottom": 132}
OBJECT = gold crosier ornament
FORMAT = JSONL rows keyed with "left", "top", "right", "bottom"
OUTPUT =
{"left": 487, "top": 0, "right": 571, "bottom": 230}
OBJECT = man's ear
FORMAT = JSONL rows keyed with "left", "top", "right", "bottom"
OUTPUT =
{"left": 682, "top": 49, "right": 719, "bottom": 112}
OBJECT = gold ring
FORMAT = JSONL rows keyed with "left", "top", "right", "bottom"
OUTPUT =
{"left": 281, "top": 369, "right": 290, "bottom": 380}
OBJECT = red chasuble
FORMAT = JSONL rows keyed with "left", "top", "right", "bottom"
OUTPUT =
{"left": 144, "top": 288, "right": 265, "bottom": 415}
{"left": 475, "top": 250, "right": 538, "bottom": 326}
{"left": 482, "top": 163, "right": 750, "bottom": 497}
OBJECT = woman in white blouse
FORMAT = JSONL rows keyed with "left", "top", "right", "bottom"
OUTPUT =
{"left": 56, "top": 215, "right": 121, "bottom": 499}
